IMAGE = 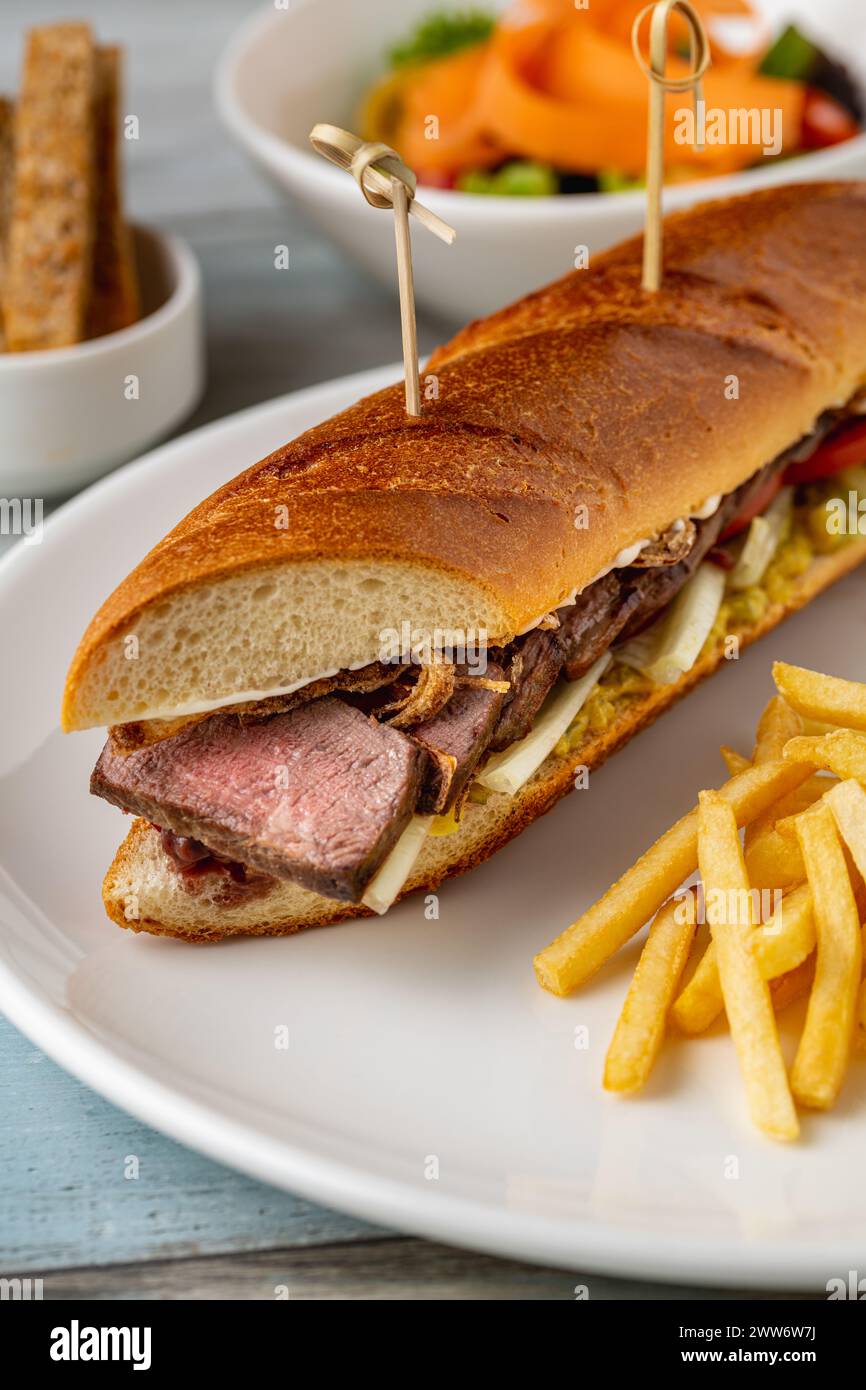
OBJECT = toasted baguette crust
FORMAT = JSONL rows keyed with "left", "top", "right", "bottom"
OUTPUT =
{"left": 63, "top": 184, "right": 866, "bottom": 731}
{"left": 101, "top": 535, "right": 866, "bottom": 942}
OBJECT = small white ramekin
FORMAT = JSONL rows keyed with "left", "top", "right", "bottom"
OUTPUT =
{"left": 0, "top": 224, "right": 204, "bottom": 495}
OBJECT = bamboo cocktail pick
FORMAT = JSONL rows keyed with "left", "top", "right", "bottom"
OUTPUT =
{"left": 631, "top": 0, "right": 711, "bottom": 292}
{"left": 309, "top": 124, "right": 456, "bottom": 416}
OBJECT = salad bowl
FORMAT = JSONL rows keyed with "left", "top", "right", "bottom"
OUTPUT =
{"left": 216, "top": 0, "right": 866, "bottom": 320}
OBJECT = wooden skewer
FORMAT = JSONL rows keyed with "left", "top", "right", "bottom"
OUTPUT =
{"left": 631, "top": 1, "right": 710, "bottom": 293}
{"left": 391, "top": 177, "right": 420, "bottom": 416}
{"left": 309, "top": 124, "right": 456, "bottom": 417}
{"left": 352, "top": 159, "right": 455, "bottom": 246}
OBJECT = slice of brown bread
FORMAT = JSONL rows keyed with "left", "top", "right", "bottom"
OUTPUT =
{"left": 0, "top": 97, "right": 14, "bottom": 349}
{"left": 4, "top": 22, "right": 96, "bottom": 351}
{"left": 87, "top": 45, "right": 139, "bottom": 339}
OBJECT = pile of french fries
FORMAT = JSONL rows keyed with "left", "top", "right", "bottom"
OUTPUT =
{"left": 534, "top": 663, "right": 866, "bottom": 1142}
{"left": 0, "top": 22, "right": 138, "bottom": 353}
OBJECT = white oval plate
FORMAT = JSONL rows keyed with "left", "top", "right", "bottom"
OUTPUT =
{"left": 2, "top": 363, "right": 865, "bottom": 1290}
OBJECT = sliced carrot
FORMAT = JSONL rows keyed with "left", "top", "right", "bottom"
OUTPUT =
{"left": 600, "top": 0, "right": 764, "bottom": 57}
{"left": 542, "top": 22, "right": 679, "bottom": 107}
{"left": 494, "top": 0, "right": 569, "bottom": 81}
{"left": 383, "top": 0, "right": 811, "bottom": 180}
{"left": 478, "top": 48, "right": 646, "bottom": 172}
{"left": 393, "top": 44, "right": 502, "bottom": 173}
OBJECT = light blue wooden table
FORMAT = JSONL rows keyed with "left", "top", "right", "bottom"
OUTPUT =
{"left": 0, "top": 0, "right": 820, "bottom": 1299}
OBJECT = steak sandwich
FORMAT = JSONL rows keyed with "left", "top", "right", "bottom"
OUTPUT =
{"left": 62, "top": 183, "right": 866, "bottom": 942}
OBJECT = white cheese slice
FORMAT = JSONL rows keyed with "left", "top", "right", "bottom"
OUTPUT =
{"left": 361, "top": 815, "right": 434, "bottom": 916}
{"left": 477, "top": 652, "right": 611, "bottom": 797}
{"left": 728, "top": 486, "right": 793, "bottom": 591}
{"left": 616, "top": 561, "right": 726, "bottom": 687}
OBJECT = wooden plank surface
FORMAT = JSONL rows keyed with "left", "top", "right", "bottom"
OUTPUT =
{"left": 28, "top": 1239, "right": 820, "bottom": 1302}
{"left": 0, "top": 1016, "right": 382, "bottom": 1272}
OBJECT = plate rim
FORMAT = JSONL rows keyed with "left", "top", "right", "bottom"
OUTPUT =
{"left": 0, "top": 368, "right": 857, "bottom": 1292}
{"left": 0, "top": 939, "right": 856, "bottom": 1292}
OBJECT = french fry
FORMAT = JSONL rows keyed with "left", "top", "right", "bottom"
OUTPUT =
{"left": 775, "top": 808, "right": 815, "bottom": 840}
{"left": 603, "top": 894, "right": 697, "bottom": 1094}
{"left": 774, "top": 805, "right": 866, "bottom": 919}
{"left": 826, "top": 779, "right": 866, "bottom": 882}
{"left": 790, "top": 805, "right": 862, "bottom": 1110}
{"left": 768, "top": 775, "right": 835, "bottom": 820}
{"left": 756, "top": 883, "right": 816, "bottom": 977}
{"left": 87, "top": 46, "right": 139, "bottom": 338}
{"left": 760, "top": 776, "right": 842, "bottom": 846}
{"left": 4, "top": 23, "right": 96, "bottom": 350}
{"left": 801, "top": 719, "right": 842, "bottom": 737}
{"left": 721, "top": 746, "right": 750, "bottom": 778}
{"left": 744, "top": 825, "right": 806, "bottom": 891}
{"left": 784, "top": 730, "right": 866, "bottom": 782}
{"left": 743, "top": 698, "right": 807, "bottom": 891}
{"left": 745, "top": 698, "right": 805, "bottom": 861}
{"left": 534, "top": 759, "right": 815, "bottom": 996}
{"left": 743, "top": 776, "right": 832, "bottom": 890}
{"left": 752, "top": 695, "right": 804, "bottom": 766}
{"left": 770, "top": 953, "right": 816, "bottom": 1014}
{"left": 673, "top": 882, "right": 816, "bottom": 1035}
{"left": 672, "top": 938, "right": 726, "bottom": 1035}
{"left": 697, "top": 791, "right": 799, "bottom": 1142}
{"left": 774, "top": 662, "right": 866, "bottom": 733}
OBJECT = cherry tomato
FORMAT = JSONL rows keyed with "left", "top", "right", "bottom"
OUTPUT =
{"left": 801, "top": 89, "right": 860, "bottom": 150}
{"left": 718, "top": 473, "right": 784, "bottom": 543}
{"left": 706, "top": 545, "right": 736, "bottom": 571}
{"left": 785, "top": 418, "right": 866, "bottom": 486}
{"left": 416, "top": 169, "right": 457, "bottom": 190}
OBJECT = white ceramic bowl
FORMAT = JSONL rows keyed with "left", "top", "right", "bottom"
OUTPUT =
{"left": 0, "top": 224, "right": 204, "bottom": 496}
{"left": 216, "top": 0, "right": 866, "bottom": 322}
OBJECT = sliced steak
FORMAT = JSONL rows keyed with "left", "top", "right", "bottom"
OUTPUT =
{"left": 616, "top": 462, "right": 778, "bottom": 642}
{"left": 488, "top": 459, "right": 788, "bottom": 730}
{"left": 556, "top": 572, "right": 642, "bottom": 680}
{"left": 489, "top": 631, "right": 561, "bottom": 750}
{"left": 618, "top": 528, "right": 718, "bottom": 641}
{"left": 91, "top": 697, "right": 425, "bottom": 903}
{"left": 411, "top": 664, "right": 507, "bottom": 813}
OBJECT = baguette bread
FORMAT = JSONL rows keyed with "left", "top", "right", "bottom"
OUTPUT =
{"left": 101, "top": 536, "right": 866, "bottom": 941}
{"left": 63, "top": 182, "right": 866, "bottom": 733}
